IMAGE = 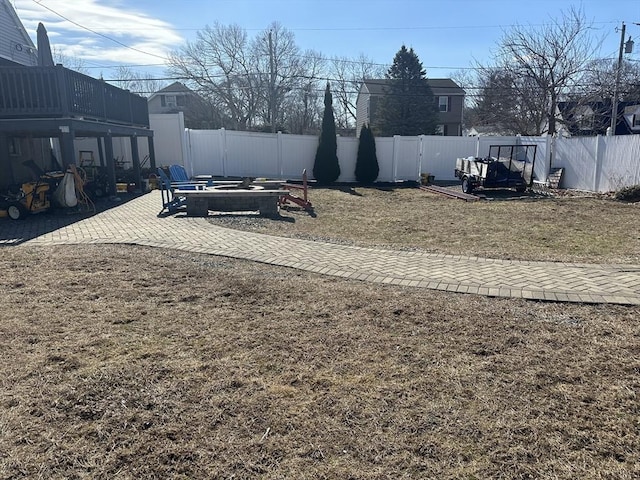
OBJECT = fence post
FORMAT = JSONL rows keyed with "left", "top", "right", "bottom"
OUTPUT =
{"left": 183, "top": 129, "right": 193, "bottom": 178}
{"left": 547, "top": 136, "right": 555, "bottom": 182}
{"left": 219, "top": 128, "right": 227, "bottom": 178}
{"left": 277, "top": 131, "right": 283, "bottom": 178}
{"left": 392, "top": 136, "right": 400, "bottom": 182}
{"left": 417, "top": 135, "right": 424, "bottom": 180}
{"left": 593, "top": 135, "right": 603, "bottom": 193}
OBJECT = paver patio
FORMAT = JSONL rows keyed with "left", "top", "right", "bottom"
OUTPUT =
{"left": 2, "top": 190, "right": 639, "bottom": 305}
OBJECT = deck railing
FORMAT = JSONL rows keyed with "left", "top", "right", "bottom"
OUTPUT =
{"left": 0, "top": 65, "right": 149, "bottom": 127}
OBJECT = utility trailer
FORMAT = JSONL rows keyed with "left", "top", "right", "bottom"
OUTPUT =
{"left": 455, "top": 144, "right": 537, "bottom": 194}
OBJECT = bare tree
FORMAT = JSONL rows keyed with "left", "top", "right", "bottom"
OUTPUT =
{"left": 478, "top": 7, "right": 600, "bottom": 135}
{"left": 168, "top": 22, "right": 261, "bottom": 130}
{"left": 329, "top": 54, "right": 384, "bottom": 130}
{"left": 253, "top": 22, "right": 306, "bottom": 130}
{"left": 168, "top": 22, "right": 323, "bottom": 132}
{"left": 110, "top": 66, "right": 165, "bottom": 97}
{"left": 578, "top": 58, "right": 640, "bottom": 102}
{"left": 470, "top": 67, "right": 547, "bottom": 135}
{"left": 281, "top": 50, "right": 325, "bottom": 134}
{"left": 51, "top": 46, "right": 88, "bottom": 74}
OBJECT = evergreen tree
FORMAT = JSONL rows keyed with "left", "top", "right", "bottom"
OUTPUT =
{"left": 313, "top": 83, "right": 340, "bottom": 184}
{"left": 355, "top": 124, "right": 379, "bottom": 184}
{"left": 376, "top": 45, "right": 438, "bottom": 136}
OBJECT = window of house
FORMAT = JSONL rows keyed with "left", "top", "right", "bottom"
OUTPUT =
{"left": 438, "top": 96, "right": 449, "bottom": 112}
{"left": 8, "top": 137, "right": 21, "bottom": 156}
{"left": 577, "top": 113, "right": 594, "bottom": 130}
{"left": 161, "top": 95, "right": 177, "bottom": 107}
{"left": 435, "top": 125, "right": 444, "bottom": 135}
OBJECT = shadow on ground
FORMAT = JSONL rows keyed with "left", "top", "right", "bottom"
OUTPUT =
{"left": 0, "top": 193, "right": 144, "bottom": 246}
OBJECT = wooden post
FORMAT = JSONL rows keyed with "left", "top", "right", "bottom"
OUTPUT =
{"left": 104, "top": 131, "right": 116, "bottom": 197}
{"left": 130, "top": 135, "right": 142, "bottom": 191}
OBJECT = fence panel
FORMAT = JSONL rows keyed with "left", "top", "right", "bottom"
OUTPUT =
{"left": 519, "top": 136, "right": 549, "bottom": 183}
{"left": 186, "top": 129, "right": 224, "bottom": 177}
{"left": 599, "top": 135, "right": 640, "bottom": 192}
{"left": 476, "top": 136, "right": 521, "bottom": 156}
{"left": 224, "top": 131, "right": 279, "bottom": 178}
{"left": 146, "top": 114, "right": 186, "bottom": 168}
{"left": 421, "top": 136, "right": 478, "bottom": 181}
{"left": 336, "top": 137, "right": 359, "bottom": 182}
{"left": 280, "top": 134, "right": 317, "bottom": 179}
{"left": 393, "top": 136, "right": 421, "bottom": 182}
{"left": 375, "top": 138, "right": 395, "bottom": 182}
{"left": 553, "top": 137, "right": 598, "bottom": 191}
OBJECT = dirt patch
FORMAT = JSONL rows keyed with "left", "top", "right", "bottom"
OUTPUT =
{"left": 1, "top": 244, "right": 639, "bottom": 478}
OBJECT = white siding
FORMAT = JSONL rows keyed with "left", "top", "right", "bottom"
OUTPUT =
{"left": 355, "top": 88, "right": 370, "bottom": 138}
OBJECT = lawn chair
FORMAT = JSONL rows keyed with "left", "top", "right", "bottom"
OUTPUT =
{"left": 167, "top": 164, "right": 212, "bottom": 190}
{"left": 169, "top": 164, "right": 190, "bottom": 183}
{"left": 157, "top": 167, "right": 187, "bottom": 214}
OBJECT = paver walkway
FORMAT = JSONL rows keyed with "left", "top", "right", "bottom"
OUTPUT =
{"left": 3, "top": 191, "right": 640, "bottom": 305}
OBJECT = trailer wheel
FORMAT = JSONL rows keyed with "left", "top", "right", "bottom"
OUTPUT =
{"left": 462, "top": 177, "right": 473, "bottom": 194}
{"left": 7, "top": 202, "right": 27, "bottom": 220}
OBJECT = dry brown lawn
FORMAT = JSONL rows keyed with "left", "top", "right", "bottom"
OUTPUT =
{"left": 1, "top": 187, "right": 640, "bottom": 479}
{"left": 211, "top": 186, "right": 640, "bottom": 264}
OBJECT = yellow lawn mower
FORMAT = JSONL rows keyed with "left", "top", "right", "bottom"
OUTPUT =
{"left": 0, "top": 177, "right": 57, "bottom": 220}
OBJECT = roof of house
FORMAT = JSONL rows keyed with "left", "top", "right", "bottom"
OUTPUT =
{"left": 0, "top": 0, "right": 37, "bottom": 66}
{"left": 361, "top": 78, "right": 465, "bottom": 96}
{"left": 156, "top": 82, "right": 193, "bottom": 94}
{"left": 148, "top": 82, "right": 199, "bottom": 103}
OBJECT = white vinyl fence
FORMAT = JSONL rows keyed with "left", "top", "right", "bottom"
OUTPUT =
{"left": 93, "top": 113, "right": 639, "bottom": 192}
{"left": 552, "top": 135, "right": 640, "bottom": 192}
{"left": 182, "top": 128, "right": 554, "bottom": 185}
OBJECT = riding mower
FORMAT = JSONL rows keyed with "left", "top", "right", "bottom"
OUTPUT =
{"left": 0, "top": 173, "right": 62, "bottom": 220}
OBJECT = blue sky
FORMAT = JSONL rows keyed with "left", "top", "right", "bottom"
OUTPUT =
{"left": 12, "top": 0, "right": 640, "bottom": 82}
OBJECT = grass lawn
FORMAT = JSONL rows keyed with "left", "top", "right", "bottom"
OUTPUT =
{"left": 210, "top": 186, "right": 640, "bottom": 264}
{"left": 1, "top": 187, "right": 639, "bottom": 479}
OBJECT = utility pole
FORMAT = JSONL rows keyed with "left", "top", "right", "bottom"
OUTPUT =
{"left": 610, "top": 22, "right": 626, "bottom": 136}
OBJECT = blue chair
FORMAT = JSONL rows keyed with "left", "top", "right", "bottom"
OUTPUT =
{"left": 169, "top": 164, "right": 190, "bottom": 183}
{"left": 157, "top": 167, "right": 187, "bottom": 214}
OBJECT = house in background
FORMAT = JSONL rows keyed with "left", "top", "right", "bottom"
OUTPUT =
{"left": 356, "top": 78, "right": 465, "bottom": 137}
{"left": 466, "top": 125, "right": 512, "bottom": 137}
{"left": 621, "top": 104, "right": 640, "bottom": 134}
{"left": 0, "top": 0, "right": 155, "bottom": 194}
{"left": 148, "top": 82, "right": 221, "bottom": 130}
{"left": 557, "top": 101, "right": 640, "bottom": 136}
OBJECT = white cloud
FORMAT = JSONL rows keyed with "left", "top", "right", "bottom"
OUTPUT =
{"left": 13, "top": 0, "right": 183, "bottom": 69}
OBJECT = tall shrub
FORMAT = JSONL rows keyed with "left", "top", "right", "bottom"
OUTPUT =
{"left": 313, "top": 83, "right": 340, "bottom": 184}
{"left": 355, "top": 124, "right": 379, "bottom": 184}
